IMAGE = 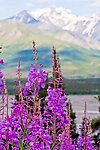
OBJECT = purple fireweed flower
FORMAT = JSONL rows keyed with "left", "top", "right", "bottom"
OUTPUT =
{"left": 0, "top": 59, "right": 4, "bottom": 64}
{"left": 0, "top": 89, "right": 2, "bottom": 94}
{"left": 57, "top": 132, "right": 77, "bottom": 150}
{"left": 0, "top": 80, "right": 4, "bottom": 88}
{"left": 0, "top": 44, "right": 97, "bottom": 149}
{"left": 44, "top": 86, "right": 67, "bottom": 120}
{"left": 0, "top": 57, "right": 4, "bottom": 94}
{"left": 0, "top": 71, "right": 3, "bottom": 79}
{"left": 76, "top": 134, "right": 96, "bottom": 150}
{"left": 0, "top": 99, "right": 52, "bottom": 149}
{"left": 43, "top": 85, "right": 69, "bottom": 148}
{"left": 23, "top": 86, "right": 29, "bottom": 97}
{"left": 23, "top": 67, "right": 47, "bottom": 97}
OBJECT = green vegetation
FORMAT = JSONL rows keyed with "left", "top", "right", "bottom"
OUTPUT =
{"left": 6, "top": 78, "right": 100, "bottom": 95}
{"left": 64, "top": 78, "right": 100, "bottom": 95}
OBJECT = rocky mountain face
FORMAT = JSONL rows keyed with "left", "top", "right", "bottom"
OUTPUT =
{"left": 30, "top": 8, "right": 100, "bottom": 42}
{"left": 6, "top": 7, "right": 100, "bottom": 42}
{"left": 7, "top": 10, "right": 39, "bottom": 24}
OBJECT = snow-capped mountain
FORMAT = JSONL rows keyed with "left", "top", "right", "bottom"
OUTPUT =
{"left": 30, "top": 8, "right": 100, "bottom": 41}
{"left": 82, "top": 14, "right": 100, "bottom": 41}
{"left": 1, "top": 8, "right": 100, "bottom": 78}
{"left": 6, "top": 8, "right": 100, "bottom": 42}
{"left": 8, "top": 10, "right": 39, "bottom": 24}
{"left": 30, "top": 8, "right": 87, "bottom": 32}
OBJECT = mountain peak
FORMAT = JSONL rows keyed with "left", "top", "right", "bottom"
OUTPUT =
{"left": 7, "top": 10, "right": 39, "bottom": 24}
{"left": 30, "top": 7, "right": 84, "bottom": 32}
{"left": 92, "top": 13, "right": 100, "bottom": 21}
{"left": 16, "top": 10, "right": 28, "bottom": 17}
{"left": 30, "top": 7, "right": 74, "bottom": 20}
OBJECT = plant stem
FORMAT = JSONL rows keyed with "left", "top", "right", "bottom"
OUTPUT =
{"left": 68, "top": 100, "right": 71, "bottom": 150}
{"left": 57, "top": 53, "right": 60, "bottom": 88}
{"left": 52, "top": 46, "right": 56, "bottom": 89}
{"left": 2, "top": 90, "right": 4, "bottom": 121}
{"left": 18, "top": 58, "right": 23, "bottom": 104}
{"left": 54, "top": 115, "right": 56, "bottom": 141}
{"left": 84, "top": 102, "right": 87, "bottom": 150}
{"left": 33, "top": 41, "right": 38, "bottom": 115}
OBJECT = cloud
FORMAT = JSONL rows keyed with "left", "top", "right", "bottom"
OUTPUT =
{"left": 91, "top": 0, "right": 100, "bottom": 7}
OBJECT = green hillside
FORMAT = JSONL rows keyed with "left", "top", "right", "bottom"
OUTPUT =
{"left": 0, "top": 20, "right": 100, "bottom": 79}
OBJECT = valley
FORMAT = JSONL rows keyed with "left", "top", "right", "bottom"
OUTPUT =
{"left": 0, "top": 8, "right": 100, "bottom": 79}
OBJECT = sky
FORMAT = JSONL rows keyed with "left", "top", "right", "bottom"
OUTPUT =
{"left": 0, "top": 0, "right": 100, "bottom": 20}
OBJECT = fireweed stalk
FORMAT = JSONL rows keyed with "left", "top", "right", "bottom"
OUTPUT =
{"left": 0, "top": 43, "right": 98, "bottom": 149}
{"left": 17, "top": 58, "right": 24, "bottom": 104}
{"left": 1, "top": 89, "right": 5, "bottom": 121}
{"left": 0, "top": 47, "right": 4, "bottom": 121}
{"left": 77, "top": 102, "right": 96, "bottom": 150}
{"left": 44, "top": 47, "right": 72, "bottom": 149}
{"left": 0, "top": 47, "right": 4, "bottom": 95}
{"left": 43, "top": 46, "right": 96, "bottom": 150}
{"left": 0, "top": 42, "right": 51, "bottom": 149}
{"left": 23, "top": 41, "right": 47, "bottom": 114}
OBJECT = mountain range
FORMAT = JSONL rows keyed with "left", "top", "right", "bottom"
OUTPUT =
{"left": 31, "top": 8, "right": 100, "bottom": 41}
{"left": 7, "top": 8, "right": 100, "bottom": 42}
{"left": 0, "top": 7, "right": 100, "bottom": 79}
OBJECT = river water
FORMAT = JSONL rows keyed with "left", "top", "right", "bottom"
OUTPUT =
{"left": 68, "top": 95, "right": 100, "bottom": 132}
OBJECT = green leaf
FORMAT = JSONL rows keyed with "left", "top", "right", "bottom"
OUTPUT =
{"left": 19, "top": 123, "right": 24, "bottom": 132}
{"left": 23, "top": 145, "right": 30, "bottom": 150}
{"left": 51, "top": 143, "right": 58, "bottom": 150}
{"left": 25, "top": 128, "right": 32, "bottom": 136}
{"left": 28, "top": 117, "right": 33, "bottom": 124}
{"left": 8, "top": 142, "right": 19, "bottom": 148}
{"left": 17, "top": 137, "right": 23, "bottom": 148}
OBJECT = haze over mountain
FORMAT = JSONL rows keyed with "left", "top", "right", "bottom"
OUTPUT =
{"left": 0, "top": 7, "right": 100, "bottom": 79}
